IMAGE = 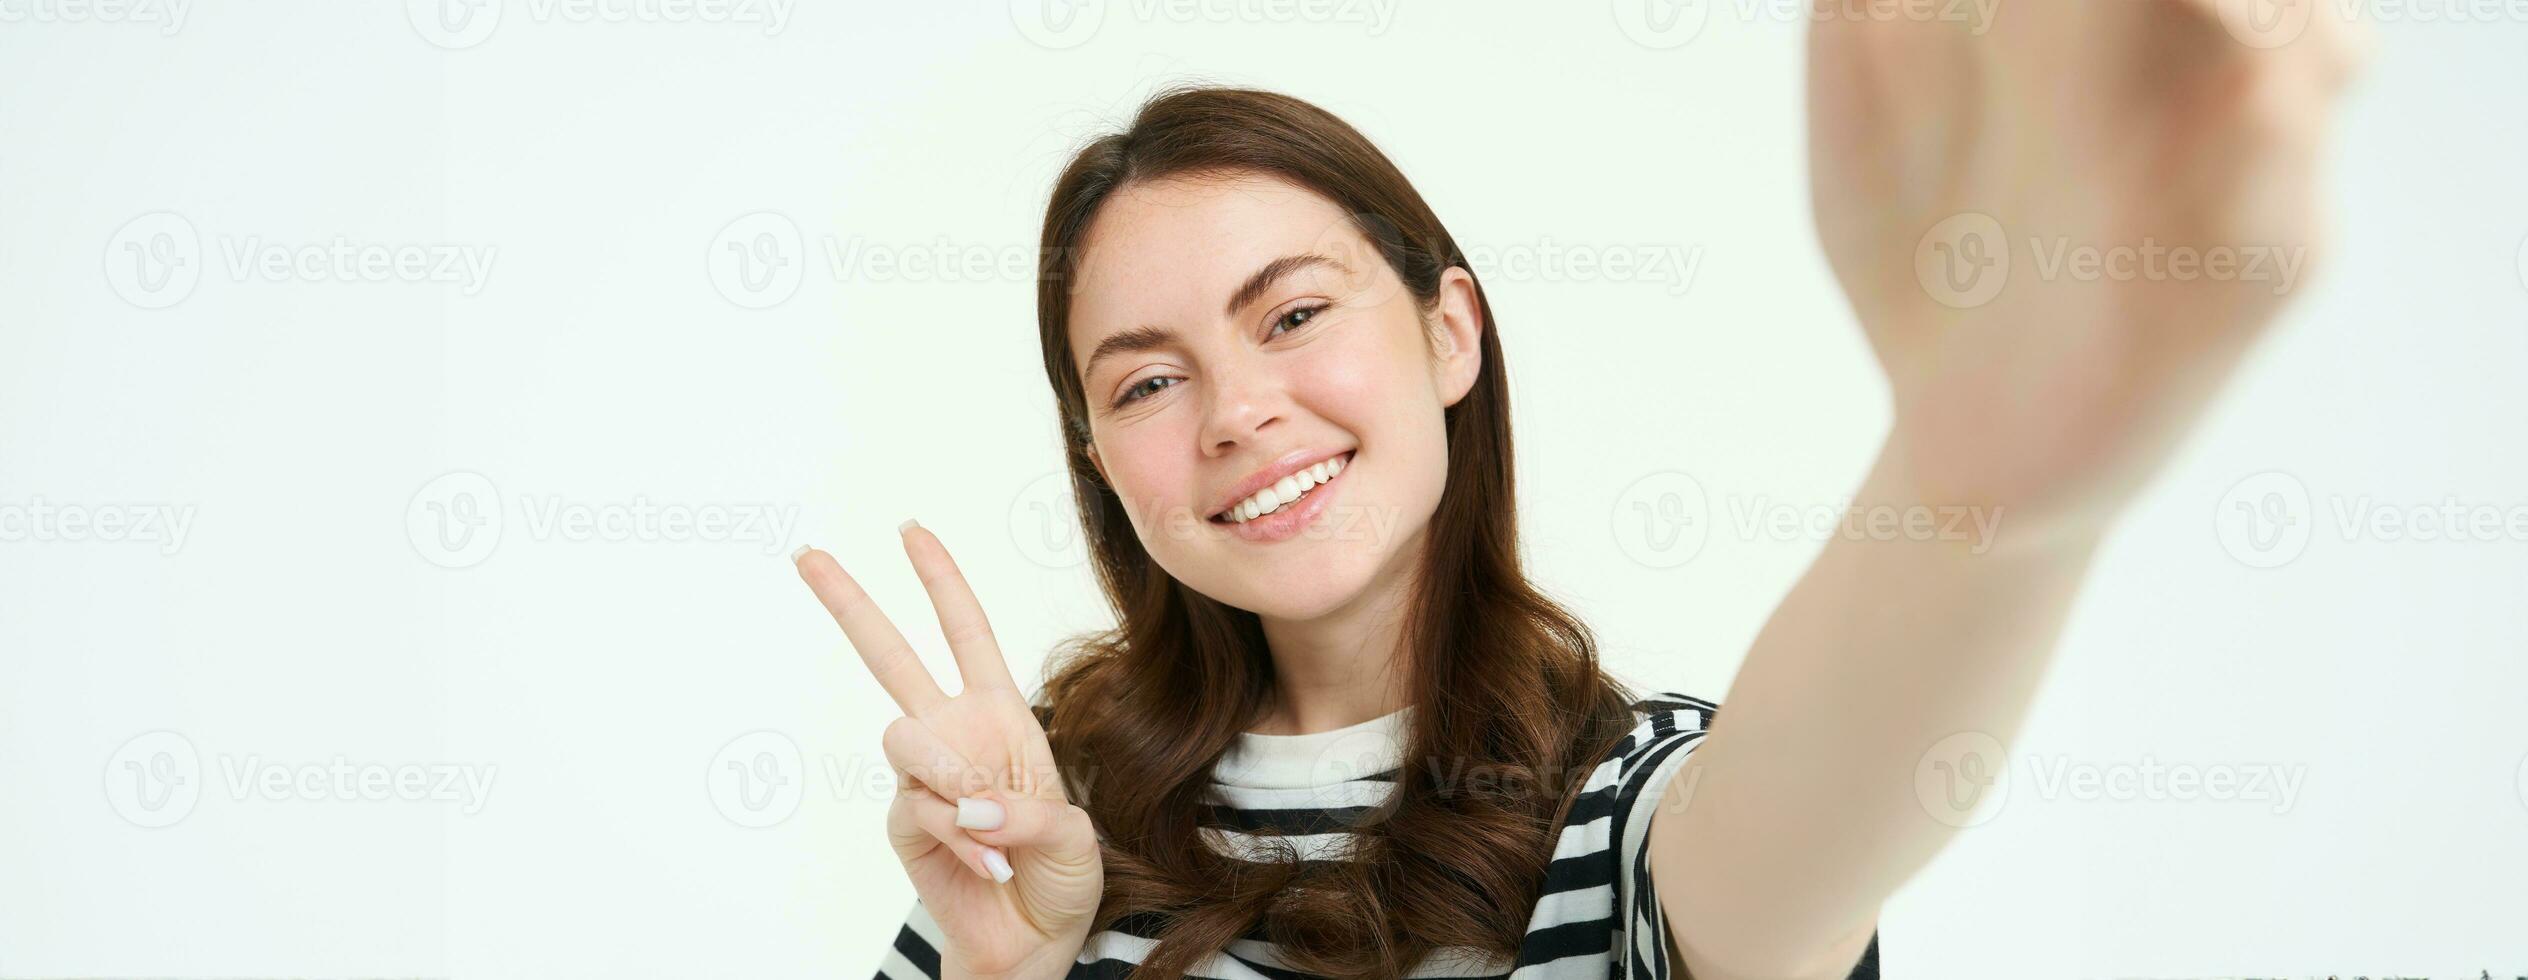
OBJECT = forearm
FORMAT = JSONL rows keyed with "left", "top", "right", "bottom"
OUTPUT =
{"left": 1655, "top": 431, "right": 2109, "bottom": 977}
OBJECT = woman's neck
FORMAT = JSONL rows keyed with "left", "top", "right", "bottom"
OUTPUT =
{"left": 1249, "top": 543, "right": 1421, "bottom": 736}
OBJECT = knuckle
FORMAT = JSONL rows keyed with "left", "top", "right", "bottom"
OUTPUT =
{"left": 888, "top": 802, "right": 931, "bottom": 840}
{"left": 880, "top": 722, "right": 948, "bottom": 783}
{"left": 1056, "top": 803, "right": 1093, "bottom": 839}
{"left": 880, "top": 716, "right": 920, "bottom": 753}
{"left": 887, "top": 769, "right": 932, "bottom": 802}
{"left": 916, "top": 798, "right": 956, "bottom": 834}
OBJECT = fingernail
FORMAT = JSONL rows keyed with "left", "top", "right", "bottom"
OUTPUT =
{"left": 897, "top": 518, "right": 920, "bottom": 534}
{"left": 955, "top": 796, "right": 1005, "bottom": 831}
{"left": 789, "top": 544, "right": 811, "bottom": 562}
{"left": 980, "top": 846, "right": 1013, "bottom": 883}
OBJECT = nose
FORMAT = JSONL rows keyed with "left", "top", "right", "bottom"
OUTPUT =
{"left": 1198, "top": 361, "right": 1284, "bottom": 458}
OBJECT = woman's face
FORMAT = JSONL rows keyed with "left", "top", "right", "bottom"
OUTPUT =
{"left": 1067, "top": 172, "right": 1483, "bottom": 622}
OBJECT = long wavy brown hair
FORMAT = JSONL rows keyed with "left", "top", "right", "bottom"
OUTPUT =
{"left": 1032, "top": 86, "right": 1642, "bottom": 980}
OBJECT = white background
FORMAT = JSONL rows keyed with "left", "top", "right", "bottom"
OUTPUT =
{"left": 3, "top": 2, "right": 2525, "bottom": 978}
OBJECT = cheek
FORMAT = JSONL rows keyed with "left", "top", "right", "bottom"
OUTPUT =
{"left": 1097, "top": 422, "right": 1199, "bottom": 527}
{"left": 1314, "top": 316, "right": 1453, "bottom": 513}
{"left": 1297, "top": 313, "right": 1435, "bottom": 422}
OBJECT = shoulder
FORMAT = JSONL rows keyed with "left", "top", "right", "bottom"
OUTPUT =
{"left": 1583, "top": 691, "right": 1884, "bottom": 980}
{"left": 1560, "top": 690, "right": 1718, "bottom": 851}
{"left": 1624, "top": 690, "right": 1718, "bottom": 735}
{"left": 1599, "top": 689, "right": 1716, "bottom": 847}
{"left": 1601, "top": 689, "right": 1718, "bottom": 777}
{"left": 1600, "top": 691, "right": 1720, "bottom": 980}
{"left": 1512, "top": 692, "right": 1718, "bottom": 977}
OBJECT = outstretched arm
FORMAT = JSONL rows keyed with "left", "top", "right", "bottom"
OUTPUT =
{"left": 1648, "top": 3, "right": 2365, "bottom": 978}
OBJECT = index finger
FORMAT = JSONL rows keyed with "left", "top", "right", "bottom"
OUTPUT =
{"left": 794, "top": 545, "right": 947, "bottom": 715}
{"left": 898, "top": 522, "right": 1020, "bottom": 695}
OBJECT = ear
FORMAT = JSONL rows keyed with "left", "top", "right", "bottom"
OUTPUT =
{"left": 1084, "top": 440, "right": 1109, "bottom": 487}
{"left": 1430, "top": 266, "right": 1485, "bottom": 408}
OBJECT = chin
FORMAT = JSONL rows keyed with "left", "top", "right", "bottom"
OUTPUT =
{"left": 1169, "top": 539, "right": 1398, "bottom": 622}
{"left": 1222, "top": 580, "right": 1364, "bottom": 622}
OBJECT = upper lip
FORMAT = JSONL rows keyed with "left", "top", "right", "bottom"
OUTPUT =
{"left": 1207, "top": 448, "right": 1352, "bottom": 520}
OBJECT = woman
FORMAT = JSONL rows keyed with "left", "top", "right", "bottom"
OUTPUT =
{"left": 794, "top": 6, "right": 2361, "bottom": 979}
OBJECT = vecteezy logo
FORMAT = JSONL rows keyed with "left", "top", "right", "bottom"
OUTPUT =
{"left": 1008, "top": 470, "right": 1087, "bottom": 569}
{"left": 2516, "top": 747, "right": 2528, "bottom": 820}
{"left": 104, "top": 212, "right": 202, "bottom": 309}
{"left": 708, "top": 730, "right": 804, "bottom": 828}
{"left": 407, "top": 471, "right": 504, "bottom": 569}
{"left": 1915, "top": 731, "right": 2009, "bottom": 829}
{"left": 1915, "top": 212, "right": 2009, "bottom": 309}
{"left": 1612, "top": 471, "right": 1710, "bottom": 569}
{"left": 408, "top": 0, "right": 502, "bottom": 48}
{"left": 1302, "top": 727, "right": 1400, "bottom": 830}
{"left": 1009, "top": 0, "right": 1104, "bottom": 49}
{"left": 106, "top": 731, "right": 202, "bottom": 828}
{"left": 707, "top": 212, "right": 805, "bottom": 309}
{"left": 2216, "top": 471, "right": 2313, "bottom": 569}
{"left": 2514, "top": 232, "right": 2527, "bottom": 296}
{"left": 1611, "top": 0, "right": 1708, "bottom": 49}
{"left": 2215, "top": 0, "right": 2313, "bottom": 49}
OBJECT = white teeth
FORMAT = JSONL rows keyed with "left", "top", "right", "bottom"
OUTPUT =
{"left": 1222, "top": 453, "right": 1350, "bottom": 524}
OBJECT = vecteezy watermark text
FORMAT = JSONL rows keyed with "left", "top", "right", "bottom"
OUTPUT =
{"left": 1611, "top": 471, "right": 2007, "bottom": 570}
{"left": 218, "top": 236, "right": 497, "bottom": 294}
{"left": 105, "top": 212, "right": 498, "bottom": 309}
{"left": 1915, "top": 731, "right": 2309, "bottom": 828}
{"left": 407, "top": 0, "right": 797, "bottom": 49}
{"left": 0, "top": 0, "right": 191, "bottom": 33}
{"left": 1613, "top": 0, "right": 1998, "bottom": 50}
{"left": 1914, "top": 212, "right": 2310, "bottom": 310}
{"left": 406, "top": 471, "right": 801, "bottom": 569}
{"left": 106, "top": 731, "right": 497, "bottom": 828}
{"left": 2218, "top": 0, "right": 2528, "bottom": 49}
{"left": 2217, "top": 471, "right": 2528, "bottom": 568}
{"left": 1725, "top": 495, "right": 2004, "bottom": 553}
{"left": 0, "top": 497, "right": 196, "bottom": 555}
{"left": 707, "top": 213, "right": 1702, "bottom": 309}
{"left": 1008, "top": 0, "right": 1400, "bottom": 50}
{"left": 1460, "top": 238, "right": 1702, "bottom": 296}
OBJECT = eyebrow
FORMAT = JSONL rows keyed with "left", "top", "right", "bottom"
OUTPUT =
{"left": 1224, "top": 253, "right": 1343, "bottom": 318}
{"left": 1080, "top": 252, "right": 1349, "bottom": 381}
{"left": 1080, "top": 324, "right": 1177, "bottom": 382}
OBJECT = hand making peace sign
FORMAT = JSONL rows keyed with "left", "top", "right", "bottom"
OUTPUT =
{"left": 795, "top": 523, "right": 1103, "bottom": 980}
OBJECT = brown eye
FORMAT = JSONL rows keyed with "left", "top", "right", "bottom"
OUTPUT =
{"left": 1270, "top": 303, "right": 1327, "bottom": 337}
{"left": 1116, "top": 375, "right": 1178, "bottom": 407}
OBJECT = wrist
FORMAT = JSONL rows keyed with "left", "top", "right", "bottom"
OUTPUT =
{"left": 1860, "top": 427, "right": 2117, "bottom": 563}
{"left": 944, "top": 936, "right": 1087, "bottom": 980}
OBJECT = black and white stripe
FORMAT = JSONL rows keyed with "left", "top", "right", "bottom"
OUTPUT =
{"left": 875, "top": 692, "right": 1879, "bottom": 980}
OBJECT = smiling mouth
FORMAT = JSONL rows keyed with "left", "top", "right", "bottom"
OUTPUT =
{"left": 1211, "top": 451, "right": 1353, "bottom": 525}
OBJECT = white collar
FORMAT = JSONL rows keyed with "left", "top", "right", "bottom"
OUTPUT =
{"left": 1212, "top": 705, "right": 1415, "bottom": 790}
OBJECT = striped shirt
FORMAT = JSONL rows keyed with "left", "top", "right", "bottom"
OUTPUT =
{"left": 876, "top": 692, "right": 1881, "bottom": 980}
